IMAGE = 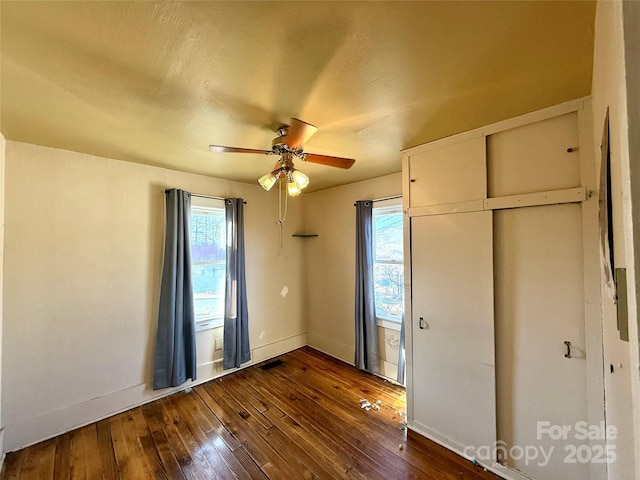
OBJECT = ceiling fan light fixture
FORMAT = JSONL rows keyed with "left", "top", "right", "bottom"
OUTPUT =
{"left": 258, "top": 171, "right": 279, "bottom": 191}
{"left": 286, "top": 172, "right": 303, "bottom": 197}
{"left": 290, "top": 169, "right": 309, "bottom": 190}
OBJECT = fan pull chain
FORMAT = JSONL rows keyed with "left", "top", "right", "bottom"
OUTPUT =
{"left": 276, "top": 178, "right": 288, "bottom": 256}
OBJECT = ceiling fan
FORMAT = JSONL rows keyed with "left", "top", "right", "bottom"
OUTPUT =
{"left": 209, "top": 118, "right": 355, "bottom": 196}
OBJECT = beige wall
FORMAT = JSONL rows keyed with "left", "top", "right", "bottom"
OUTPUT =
{"left": 622, "top": 1, "right": 640, "bottom": 474}
{"left": 0, "top": 132, "right": 5, "bottom": 463}
{"left": 2, "top": 141, "right": 306, "bottom": 451}
{"left": 591, "top": 1, "right": 637, "bottom": 478}
{"left": 304, "top": 173, "right": 402, "bottom": 364}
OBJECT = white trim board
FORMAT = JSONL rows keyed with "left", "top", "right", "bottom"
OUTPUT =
{"left": 376, "top": 317, "right": 402, "bottom": 331}
{"left": 408, "top": 200, "right": 484, "bottom": 217}
{"left": 3, "top": 333, "right": 307, "bottom": 452}
{"left": 408, "top": 188, "right": 588, "bottom": 218}
{"left": 483, "top": 187, "right": 587, "bottom": 211}
{"left": 577, "top": 100, "right": 606, "bottom": 480}
{"left": 0, "top": 430, "right": 5, "bottom": 475}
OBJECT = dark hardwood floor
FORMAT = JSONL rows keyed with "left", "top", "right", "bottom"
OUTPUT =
{"left": 1, "top": 346, "right": 500, "bottom": 479}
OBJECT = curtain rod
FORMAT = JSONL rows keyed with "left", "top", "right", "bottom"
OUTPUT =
{"left": 353, "top": 194, "right": 402, "bottom": 206}
{"left": 190, "top": 193, "right": 247, "bottom": 204}
{"left": 372, "top": 194, "right": 402, "bottom": 203}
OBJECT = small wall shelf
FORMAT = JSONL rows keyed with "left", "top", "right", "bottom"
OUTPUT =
{"left": 292, "top": 234, "right": 319, "bottom": 238}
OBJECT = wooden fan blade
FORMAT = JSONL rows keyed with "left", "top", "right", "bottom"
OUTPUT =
{"left": 209, "top": 145, "right": 271, "bottom": 155}
{"left": 305, "top": 153, "right": 355, "bottom": 169}
{"left": 284, "top": 118, "right": 318, "bottom": 149}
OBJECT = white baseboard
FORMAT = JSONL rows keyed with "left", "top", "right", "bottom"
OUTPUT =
{"left": 408, "top": 421, "right": 530, "bottom": 480}
{"left": 251, "top": 332, "right": 307, "bottom": 364}
{"left": 4, "top": 333, "right": 307, "bottom": 452}
{"left": 307, "top": 331, "right": 354, "bottom": 364}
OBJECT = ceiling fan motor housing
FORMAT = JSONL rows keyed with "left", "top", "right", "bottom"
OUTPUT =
{"left": 271, "top": 124, "right": 292, "bottom": 147}
{"left": 272, "top": 134, "right": 287, "bottom": 149}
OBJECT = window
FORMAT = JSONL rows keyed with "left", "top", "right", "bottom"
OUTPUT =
{"left": 372, "top": 203, "right": 404, "bottom": 323}
{"left": 190, "top": 198, "right": 226, "bottom": 330}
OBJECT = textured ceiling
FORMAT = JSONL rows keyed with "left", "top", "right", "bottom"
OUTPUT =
{"left": 0, "top": 1, "right": 595, "bottom": 192}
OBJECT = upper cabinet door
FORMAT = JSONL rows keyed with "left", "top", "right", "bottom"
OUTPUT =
{"left": 407, "top": 137, "right": 486, "bottom": 208}
{"left": 487, "top": 112, "right": 580, "bottom": 197}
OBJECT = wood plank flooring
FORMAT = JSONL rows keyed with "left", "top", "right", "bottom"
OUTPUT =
{"left": 2, "top": 346, "right": 501, "bottom": 479}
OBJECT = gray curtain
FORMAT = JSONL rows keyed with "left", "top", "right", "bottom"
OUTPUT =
{"left": 153, "top": 189, "right": 196, "bottom": 390}
{"left": 354, "top": 200, "right": 379, "bottom": 373}
{"left": 397, "top": 315, "right": 406, "bottom": 384}
{"left": 223, "top": 198, "right": 251, "bottom": 369}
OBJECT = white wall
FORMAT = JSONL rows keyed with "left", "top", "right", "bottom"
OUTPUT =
{"left": 591, "top": 1, "right": 637, "bottom": 478}
{"left": 0, "top": 132, "right": 6, "bottom": 466}
{"left": 304, "top": 173, "right": 401, "bottom": 363}
{"left": 2, "top": 141, "right": 307, "bottom": 451}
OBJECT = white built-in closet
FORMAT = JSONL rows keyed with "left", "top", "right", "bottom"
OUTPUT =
{"left": 402, "top": 99, "right": 605, "bottom": 480}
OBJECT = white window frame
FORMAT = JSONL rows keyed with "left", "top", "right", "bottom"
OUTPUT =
{"left": 372, "top": 199, "right": 404, "bottom": 331}
{"left": 190, "top": 197, "right": 226, "bottom": 332}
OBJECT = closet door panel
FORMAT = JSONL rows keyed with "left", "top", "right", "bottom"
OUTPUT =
{"left": 495, "top": 204, "right": 589, "bottom": 480}
{"left": 411, "top": 210, "right": 495, "bottom": 449}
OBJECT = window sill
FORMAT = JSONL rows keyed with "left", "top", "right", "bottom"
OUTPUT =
{"left": 195, "top": 317, "right": 224, "bottom": 332}
{"left": 376, "top": 317, "right": 402, "bottom": 331}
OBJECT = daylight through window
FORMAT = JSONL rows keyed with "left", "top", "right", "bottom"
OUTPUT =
{"left": 190, "top": 199, "right": 226, "bottom": 327}
{"left": 372, "top": 204, "right": 404, "bottom": 322}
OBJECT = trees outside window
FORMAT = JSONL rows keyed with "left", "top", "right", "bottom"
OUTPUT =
{"left": 372, "top": 204, "right": 404, "bottom": 322}
{"left": 190, "top": 201, "right": 225, "bottom": 325}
